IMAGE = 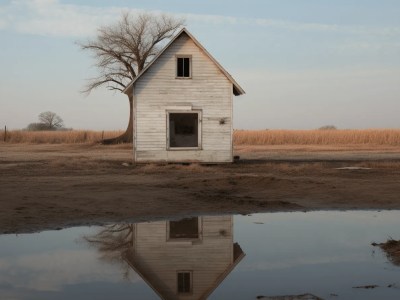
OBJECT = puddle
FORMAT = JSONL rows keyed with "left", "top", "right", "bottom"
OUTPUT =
{"left": 1, "top": 211, "right": 399, "bottom": 299}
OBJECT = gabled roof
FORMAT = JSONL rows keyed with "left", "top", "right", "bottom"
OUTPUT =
{"left": 123, "top": 27, "right": 245, "bottom": 96}
{"left": 122, "top": 242, "right": 245, "bottom": 300}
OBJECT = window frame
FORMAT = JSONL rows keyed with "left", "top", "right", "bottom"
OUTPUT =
{"left": 177, "top": 271, "right": 193, "bottom": 294}
{"left": 167, "top": 217, "right": 203, "bottom": 242}
{"left": 175, "top": 55, "right": 192, "bottom": 79}
{"left": 166, "top": 110, "right": 202, "bottom": 151}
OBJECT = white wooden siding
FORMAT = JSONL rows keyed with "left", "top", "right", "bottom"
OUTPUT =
{"left": 130, "top": 216, "right": 234, "bottom": 299}
{"left": 134, "top": 33, "right": 233, "bottom": 163}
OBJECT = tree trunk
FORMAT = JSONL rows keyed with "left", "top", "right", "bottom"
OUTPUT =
{"left": 101, "top": 95, "right": 133, "bottom": 144}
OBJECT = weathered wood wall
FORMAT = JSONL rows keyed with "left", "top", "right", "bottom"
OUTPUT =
{"left": 131, "top": 216, "right": 234, "bottom": 299}
{"left": 134, "top": 32, "right": 233, "bottom": 162}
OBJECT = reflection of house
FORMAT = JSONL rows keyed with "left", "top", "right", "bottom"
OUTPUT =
{"left": 123, "top": 216, "right": 245, "bottom": 300}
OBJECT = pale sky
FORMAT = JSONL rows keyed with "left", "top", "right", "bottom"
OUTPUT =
{"left": 1, "top": 0, "right": 399, "bottom": 130}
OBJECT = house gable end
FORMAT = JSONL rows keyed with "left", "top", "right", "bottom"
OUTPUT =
{"left": 123, "top": 28, "right": 244, "bottom": 96}
{"left": 133, "top": 31, "right": 232, "bottom": 97}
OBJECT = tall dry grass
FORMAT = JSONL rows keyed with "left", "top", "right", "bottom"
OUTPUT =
{"left": 1, "top": 129, "right": 400, "bottom": 146}
{"left": 0, "top": 130, "right": 124, "bottom": 144}
{"left": 233, "top": 129, "right": 400, "bottom": 146}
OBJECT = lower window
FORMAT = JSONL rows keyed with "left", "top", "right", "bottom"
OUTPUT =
{"left": 168, "top": 112, "right": 200, "bottom": 148}
{"left": 177, "top": 271, "right": 192, "bottom": 293}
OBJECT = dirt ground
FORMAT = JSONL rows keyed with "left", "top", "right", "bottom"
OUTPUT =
{"left": 1, "top": 143, "right": 400, "bottom": 234}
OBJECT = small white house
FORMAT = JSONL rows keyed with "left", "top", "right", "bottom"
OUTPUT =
{"left": 123, "top": 28, "right": 245, "bottom": 163}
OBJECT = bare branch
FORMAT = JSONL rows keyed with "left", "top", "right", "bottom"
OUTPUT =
{"left": 78, "top": 12, "right": 185, "bottom": 95}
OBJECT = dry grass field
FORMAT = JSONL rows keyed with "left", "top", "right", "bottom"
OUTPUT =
{"left": 0, "top": 130, "right": 124, "bottom": 144}
{"left": 234, "top": 129, "right": 400, "bottom": 146}
{"left": 1, "top": 129, "right": 400, "bottom": 145}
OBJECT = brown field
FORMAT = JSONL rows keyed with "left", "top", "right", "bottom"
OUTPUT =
{"left": 0, "top": 129, "right": 124, "bottom": 144}
{"left": 2, "top": 129, "right": 400, "bottom": 145}
{"left": 1, "top": 142, "right": 400, "bottom": 234}
{"left": 234, "top": 129, "right": 400, "bottom": 146}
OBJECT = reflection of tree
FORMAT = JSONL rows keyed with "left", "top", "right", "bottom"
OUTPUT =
{"left": 373, "top": 239, "right": 400, "bottom": 266}
{"left": 84, "top": 224, "right": 134, "bottom": 279}
{"left": 84, "top": 216, "right": 245, "bottom": 299}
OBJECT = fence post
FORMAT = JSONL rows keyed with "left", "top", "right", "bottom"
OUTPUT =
{"left": 4, "top": 126, "right": 6, "bottom": 142}
{"left": 101, "top": 130, "right": 104, "bottom": 141}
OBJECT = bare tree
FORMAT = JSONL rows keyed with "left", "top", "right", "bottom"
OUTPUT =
{"left": 78, "top": 12, "right": 184, "bottom": 144}
{"left": 27, "top": 122, "right": 49, "bottom": 131}
{"left": 37, "top": 111, "right": 64, "bottom": 130}
{"left": 84, "top": 224, "right": 135, "bottom": 279}
{"left": 318, "top": 125, "right": 337, "bottom": 130}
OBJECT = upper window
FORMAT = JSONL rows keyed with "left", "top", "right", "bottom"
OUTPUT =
{"left": 176, "top": 56, "right": 191, "bottom": 78}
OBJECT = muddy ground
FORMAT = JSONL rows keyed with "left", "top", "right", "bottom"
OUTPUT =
{"left": 1, "top": 143, "right": 400, "bottom": 234}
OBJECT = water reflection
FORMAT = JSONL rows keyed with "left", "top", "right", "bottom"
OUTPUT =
{"left": 372, "top": 239, "right": 400, "bottom": 266}
{"left": 84, "top": 224, "right": 135, "bottom": 279}
{"left": 1, "top": 211, "right": 400, "bottom": 300}
{"left": 85, "top": 216, "right": 245, "bottom": 299}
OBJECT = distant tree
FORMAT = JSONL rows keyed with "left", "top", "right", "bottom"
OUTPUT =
{"left": 78, "top": 12, "right": 184, "bottom": 144}
{"left": 319, "top": 125, "right": 337, "bottom": 130}
{"left": 27, "top": 122, "right": 49, "bottom": 131}
{"left": 38, "top": 111, "right": 64, "bottom": 130}
{"left": 27, "top": 111, "right": 64, "bottom": 131}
